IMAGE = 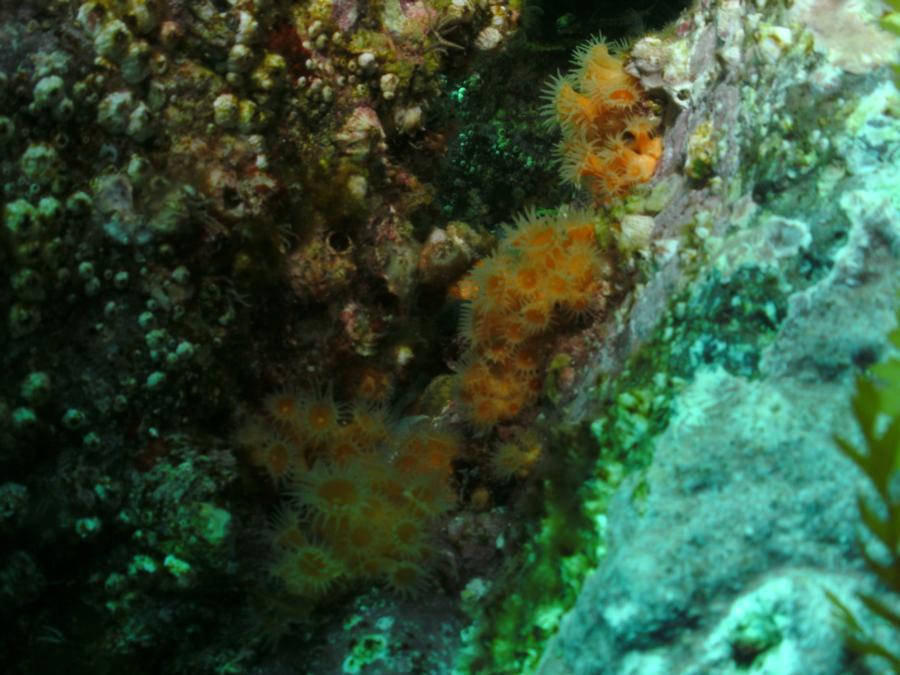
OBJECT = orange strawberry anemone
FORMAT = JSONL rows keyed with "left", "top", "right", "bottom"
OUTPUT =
{"left": 235, "top": 384, "right": 460, "bottom": 601}
{"left": 542, "top": 33, "right": 662, "bottom": 204}
{"left": 453, "top": 207, "right": 614, "bottom": 429}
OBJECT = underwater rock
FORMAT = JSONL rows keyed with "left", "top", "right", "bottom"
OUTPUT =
{"left": 1, "top": 0, "right": 896, "bottom": 671}
{"left": 540, "top": 368, "right": 867, "bottom": 674}
{"left": 536, "top": 0, "right": 900, "bottom": 672}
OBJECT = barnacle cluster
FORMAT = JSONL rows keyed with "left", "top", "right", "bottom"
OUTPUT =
{"left": 543, "top": 35, "right": 662, "bottom": 203}
{"left": 235, "top": 386, "right": 461, "bottom": 598}
{"left": 453, "top": 208, "right": 615, "bottom": 429}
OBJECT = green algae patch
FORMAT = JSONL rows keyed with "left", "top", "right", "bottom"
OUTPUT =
{"left": 456, "top": 466, "right": 611, "bottom": 674}
{"left": 342, "top": 633, "right": 391, "bottom": 674}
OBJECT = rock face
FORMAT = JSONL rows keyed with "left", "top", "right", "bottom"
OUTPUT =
{"left": 541, "top": 369, "right": 867, "bottom": 674}
{"left": 538, "top": 0, "right": 900, "bottom": 672}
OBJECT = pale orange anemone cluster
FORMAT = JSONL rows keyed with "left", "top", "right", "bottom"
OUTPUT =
{"left": 452, "top": 208, "right": 614, "bottom": 429}
{"left": 234, "top": 386, "right": 461, "bottom": 598}
{"left": 542, "top": 35, "right": 662, "bottom": 203}
{"left": 490, "top": 430, "right": 544, "bottom": 480}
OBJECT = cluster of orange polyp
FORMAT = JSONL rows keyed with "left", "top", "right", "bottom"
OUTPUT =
{"left": 543, "top": 35, "right": 662, "bottom": 203}
{"left": 453, "top": 208, "right": 614, "bottom": 429}
{"left": 235, "top": 386, "right": 461, "bottom": 598}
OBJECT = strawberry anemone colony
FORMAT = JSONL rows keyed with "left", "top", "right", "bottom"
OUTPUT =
{"left": 542, "top": 35, "right": 662, "bottom": 203}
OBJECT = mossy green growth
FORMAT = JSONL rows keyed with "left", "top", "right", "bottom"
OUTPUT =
{"left": 586, "top": 266, "right": 792, "bottom": 500}
{"left": 880, "top": 0, "right": 900, "bottom": 86}
{"left": 828, "top": 304, "right": 900, "bottom": 673}
{"left": 671, "top": 267, "right": 788, "bottom": 377}
{"left": 457, "top": 448, "right": 610, "bottom": 674}
{"left": 591, "top": 378, "right": 671, "bottom": 472}
{"left": 430, "top": 45, "right": 571, "bottom": 228}
{"left": 342, "top": 633, "right": 390, "bottom": 674}
{"left": 460, "top": 380, "right": 672, "bottom": 672}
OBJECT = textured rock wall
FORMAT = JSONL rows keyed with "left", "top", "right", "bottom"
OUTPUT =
{"left": 538, "top": 0, "right": 900, "bottom": 672}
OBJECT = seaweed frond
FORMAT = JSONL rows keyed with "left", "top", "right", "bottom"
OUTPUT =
{"left": 830, "top": 304, "right": 900, "bottom": 672}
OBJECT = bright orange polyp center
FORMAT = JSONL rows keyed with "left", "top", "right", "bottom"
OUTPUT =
{"left": 268, "top": 442, "right": 291, "bottom": 474}
{"left": 309, "top": 405, "right": 333, "bottom": 430}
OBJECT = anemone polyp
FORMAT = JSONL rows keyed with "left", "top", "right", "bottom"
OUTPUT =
{"left": 511, "top": 343, "right": 542, "bottom": 375}
{"left": 416, "top": 428, "right": 460, "bottom": 476}
{"left": 384, "top": 560, "right": 430, "bottom": 598}
{"left": 491, "top": 441, "right": 530, "bottom": 480}
{"left": 292, "top": 461, "right": 367, "bottom": 523}
{"left": 345, "top": 402, "right": 392, "bottom": 447}
{"left": 241, "top": 379, "right": 461, "bottom": 602}
{"left": 345, "top": 522, "right": 376, "bottom": 552}
{"left": 405, "top": 474, "right": 455, "bottom": 517}
{"left": 481, "top": 335, "right": 514, "bottom": 364}
{"left": 543, "top": 32, "right": 662, "bottom": 204}
{"left": 392, "top": 517, "right": 423, "bottom": 549}
{"left": 264, "top": 391, "right": 304, "bottom": 425}
{"left": 258, "top": 435, "right": 298, "bottom": 484}
{"left": 541, "top": 73, "right": 595, "bottom": 133}
{"left": 521, "top": 301, "right": 553, "bottom": 335}
{"left": 354, "top": 366, "right": 393, "bottom": 403}
{"left": 329, "top": 429, "right": 363, "bottom": 464}
{"left": 273, "top": 543, "right": 343, "bottom": 597}
{"left": 295, "top": 385, "right": 343, "bottom": 444}
{"left": 544, "top": 272, "right": 570, "bottom": 302}
{"left": 490, "top": 433, "right": 542, "bottom": 480}
{"left": 513, "top": 264, "right": 542, "bottom": 296}
{"left": 467, "top": 396, "right": 501, "bottom": 429}
{"left": 267, "top": 506, "right": 307, "bottom": 551}
{"left": 562, "top": 213, "right": 598, "bottom": 246}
